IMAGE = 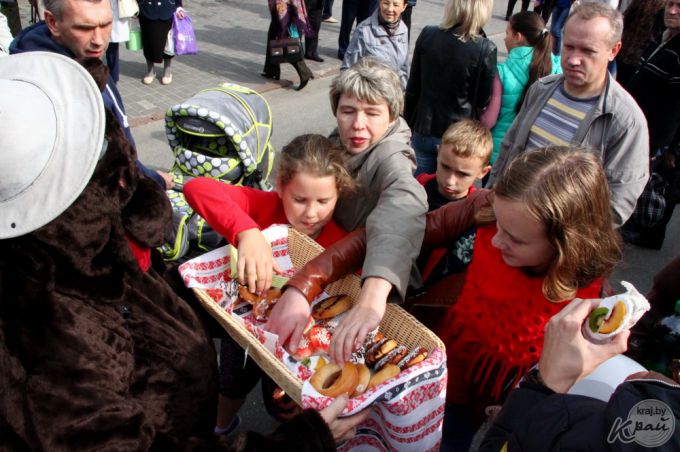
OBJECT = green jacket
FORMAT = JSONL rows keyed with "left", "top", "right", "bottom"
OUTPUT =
{"left": 490, "top": 46, "right": 561, "bottom": 164}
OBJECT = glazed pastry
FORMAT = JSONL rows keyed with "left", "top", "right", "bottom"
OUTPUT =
{"left": 238, "top": 286, "right": 281, "bottom": 321}
{"left": 310, "top": 362, "right": 359, "bottom": 397}
{"left": 397, "top": 347, "right": 428, "bottom": 369}
{"left": 312, "top": 294, "right": 353, "bottom": 320}
{"left": 366, "top": 339, "right": 398, "bottom": 366}
{"left": 374, "top": 345, "right": 408, "bottom": 371}
{"left": 367, "top": 364, "right": 400, "bottom": 390}
{"left": 351, "top": 364, "right": 371, "bottom": 398}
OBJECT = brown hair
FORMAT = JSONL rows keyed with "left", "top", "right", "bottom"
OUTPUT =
{"left": 618, "top": 0, "right": 666, "bottom": 66}
{"left": 276, "top": 134, "right": 355, "bottom": 196}
{"left": 484, "top": 147, "right": 622, "bottom": 301}
{"left": 440, "top": 119, "right": 493, "bottom": 166}
{"left": 509, "top": 12, "right": 555, "bottom": 112}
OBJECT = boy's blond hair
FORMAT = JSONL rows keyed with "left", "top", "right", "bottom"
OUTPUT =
{"left": 440, "top": 119, "right": 493, "bottom": 166}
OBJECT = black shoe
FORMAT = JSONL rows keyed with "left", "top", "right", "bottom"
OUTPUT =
{"left": 337, "top": 52, "right": 344, "bottom": 60}
{"left": 306, "top": 54, "right": 325, "bottom": 62}
{"left": 296, "top": 76, "right": 311, "bottom": 91}
{"left": 260, "top": 71, "right": 280, "bottom": 80}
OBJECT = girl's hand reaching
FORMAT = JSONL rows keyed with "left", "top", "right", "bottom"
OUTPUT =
{"left": 236, "top": 228, "right": 282, "bottom": 295}
{"left": 266, "top": 287, "right": 311, "bottom": 349}
{"left": 330, "top": 277, "right": 391, "bottom": 363}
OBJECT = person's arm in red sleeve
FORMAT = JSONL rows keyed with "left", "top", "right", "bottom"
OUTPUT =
{"left": 184, "top": 178, "right": 286, "bottom": 293}
{"left": 184, "top": 177, "right": 284, "bottom": 245}
{"left": 479, "top": 73, "right": 502, "bottom": 129}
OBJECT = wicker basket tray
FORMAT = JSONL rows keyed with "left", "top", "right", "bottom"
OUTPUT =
{"left": 193, "top": 227, "right": 445, "bottom": 404}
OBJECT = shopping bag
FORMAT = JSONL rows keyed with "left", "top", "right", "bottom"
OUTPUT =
{"left": 631, "top": 172, "right": 667, "bottom": 228}
{"left": 268, "top": 24, "right": 302, "bottom": 65}
{"left": 172, "top": 12, "right": 198, "bottom": 56}
{"left": 118, "top": 0, "right": 139, "bottom": 19}
{"left": 164, "top": 28, "right": 175, "bottom": 56}
{"left": 126, "top": 29, "right": 143, "bottom": 51}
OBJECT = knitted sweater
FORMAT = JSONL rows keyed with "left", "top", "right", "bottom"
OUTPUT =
{"left": 442, "top": 225, "right": 602, "bottom": 405}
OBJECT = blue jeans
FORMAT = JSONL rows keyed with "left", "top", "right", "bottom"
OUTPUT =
{"left": 411, "top": 132, "right": 441, "bottom": 176}
{"left": 550, "top": 4, "right": 570, "bottom": 55}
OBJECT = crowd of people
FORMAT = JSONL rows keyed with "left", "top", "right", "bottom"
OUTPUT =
{"left": 1, "top": 0, "right": 680, "bottom": 451}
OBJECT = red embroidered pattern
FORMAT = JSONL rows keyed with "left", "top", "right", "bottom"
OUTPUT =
{"left": 383, "top": 380, "right": 447, "bottom": 416}
{"left": 361, "top": 417, "right": 441, "bottom": 444}
{"left": 374, "top": 404, "right": 444, "bottom": 434}
{"left": 204, "top": 288, "right": 224, "bottom": 303}
{"left": 271, "top": 237, "right": 288, "bottom": 247}
{"left": 179, "top": 255, "right": 229, "bottom": 273}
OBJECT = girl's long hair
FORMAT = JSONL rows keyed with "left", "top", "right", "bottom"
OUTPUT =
{"left": 509, "top": 12, "right": 554, "bottom": 112}
{"left": 487, "top": 147, "right": 622, "bottom": 302}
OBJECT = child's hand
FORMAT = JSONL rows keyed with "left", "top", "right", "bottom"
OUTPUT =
{"left": 330, "top": 277, "right": 391, "bottom": 363}
{"left": 320, "top": 394, "right": 373, "bottom": 442}
{"left": 266, "top": 287, "right": 311, "bottom": 349}
{"left": 236, "top": 228, "right": 282, "bottom": 295}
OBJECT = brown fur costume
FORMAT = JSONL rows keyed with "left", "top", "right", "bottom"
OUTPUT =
{"left": 0, "top": 60, "right": 335, "bottom": 451}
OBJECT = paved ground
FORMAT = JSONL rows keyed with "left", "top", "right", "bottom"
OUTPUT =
{"left": 112, "top": 0, "right": 511, "bottom": 123}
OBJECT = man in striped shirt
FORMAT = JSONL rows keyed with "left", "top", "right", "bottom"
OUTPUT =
{"left": 490, "top": 2, "right": 649, "bottom": 226}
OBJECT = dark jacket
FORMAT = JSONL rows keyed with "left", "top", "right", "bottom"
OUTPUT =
{"left": 480, "top": 378, "right": 680, "bottom": 451}
{"left": 138, "top": 0, "right": 182, "bottom": 21}
{"left": 404, "top": 25, "right": 497, "bottom": 138}
{"left": 0, "top": 105, "right": 336, "bottom": 451}
{"left": 625, "top": 31, "right": 680, "bottom": 151}
{"left": 10, "top": 22, "right": 167, "bottom": 189}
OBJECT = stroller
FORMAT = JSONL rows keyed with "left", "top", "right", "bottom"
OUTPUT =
{"left": 160, "top": 83, "right": 275, "bottom": 261}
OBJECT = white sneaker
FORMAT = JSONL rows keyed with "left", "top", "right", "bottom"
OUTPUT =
{"left": 323, "top": 16, "right": 338, "bottom": 23}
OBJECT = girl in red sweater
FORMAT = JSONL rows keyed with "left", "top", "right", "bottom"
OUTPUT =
{"left": 437, "top": 147, "right": 622, "bottom": 450}
{"left": 184, "top": 133, "right": 355, "bottom": 434}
